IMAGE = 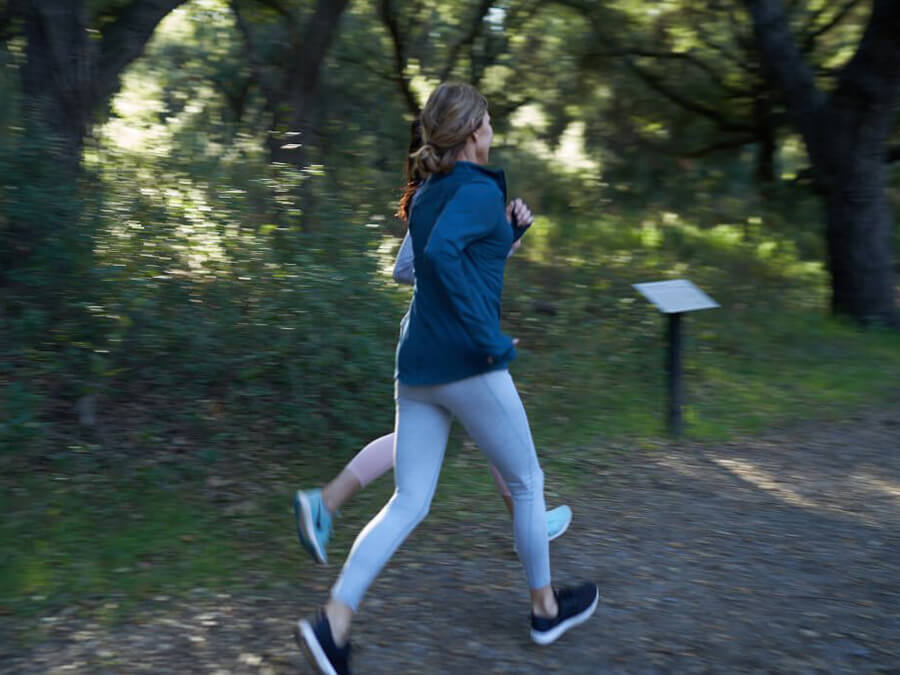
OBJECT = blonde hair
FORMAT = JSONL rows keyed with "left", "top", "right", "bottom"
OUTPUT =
{"left": 411, "top": 83, "right": 487, "bottom": 178}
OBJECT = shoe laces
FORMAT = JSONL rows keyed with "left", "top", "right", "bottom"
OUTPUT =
{"left": 315, "top": 503, "right": 332, "bottom": 535}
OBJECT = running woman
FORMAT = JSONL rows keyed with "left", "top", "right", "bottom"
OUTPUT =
{"left": 292, "top": 119, "right": 572, "bottom": 566}
{"left": 297, "top": 83, "right": 598, "bottom": 675}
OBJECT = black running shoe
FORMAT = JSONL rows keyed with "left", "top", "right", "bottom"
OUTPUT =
{"left": 295, "top": 611, "right": 352, "bottom": 675}
{"left": 530, "top": 582, "right": 599, "bottom": 645}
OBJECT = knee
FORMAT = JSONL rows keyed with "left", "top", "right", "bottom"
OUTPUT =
{"left": 506, "top": 466, "right": 544, "bottom": 498}
{"left": 390, "top": 490, "right": 432, "bottom": 529}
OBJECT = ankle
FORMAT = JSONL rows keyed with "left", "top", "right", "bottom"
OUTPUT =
{"left": 324, "top": 600, "right": 352, "bottom": 647}
{"left": 531, "top": 592, "right": 558, "bottom": 619}
{"left": 321, "top": 470, "right": 361, "bottom": 515}
{"left": 319, "top": 488, "right": 338, "bottom": 516}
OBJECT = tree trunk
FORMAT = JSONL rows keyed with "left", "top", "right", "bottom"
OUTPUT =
{"left": 18, "top": 0, "right": 186, "bottom": 157}
{"left": 3, "top": 0, "right": 186, "bottom": 290}
{"left": 820, "top": 0, "right": 899, "bottom": 325}
{"left": 752, "top": 90, "right": 777, "bottom": 187}
{"left": 744, "top": 0, "right": 899, "bottom": 325}
{"left": 825, "top": 174, "right": 895, "bottom": 323}
{"left": 20, "top": 0, "right": 94, "bottom": 164}
{"left": 264, "top": 0, "right": 352, "bottom": 166}
{"left": 822, "top": 81, "right": 898, "bottom": 323}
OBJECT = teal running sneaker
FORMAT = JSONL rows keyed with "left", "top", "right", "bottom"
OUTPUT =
{"left": 515, "top": 504, "right": 573, "bottom": 552}
{"left": 547, "top": 504, "right": 572, "bottom": 541}
{"left": 293, "top": 489, "right": 333, "bottom": 565}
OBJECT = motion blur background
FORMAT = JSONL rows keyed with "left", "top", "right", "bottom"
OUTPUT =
{"left": 1, "top": 0, "right": 898, "bottom": 618}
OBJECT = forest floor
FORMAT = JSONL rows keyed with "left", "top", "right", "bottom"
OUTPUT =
{"left": 4, "top": 406, "right": 900, "bottom": 674}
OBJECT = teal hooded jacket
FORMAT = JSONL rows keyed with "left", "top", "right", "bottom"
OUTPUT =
{"left": 396, "top": 161, "right": 525, "bottom": 386}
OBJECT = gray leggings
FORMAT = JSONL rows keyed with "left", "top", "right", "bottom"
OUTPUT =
{"left": 332, "top": 369, "right": 551, "bottom": 611}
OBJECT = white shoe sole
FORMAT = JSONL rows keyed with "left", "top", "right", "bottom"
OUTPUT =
{"left": 295, "top": 491, "right": 327, "bottom": 565}
{"left": 530, "top": 585, "right": 599, "bottom": 646}
{"left": 548, "top": 509, "right": 572, "bottom": 542}
{"left": 295, "top": 619, "right": 338, "bottom": 675}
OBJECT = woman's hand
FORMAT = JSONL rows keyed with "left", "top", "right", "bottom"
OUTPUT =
{"left": 506, "top": 198, "right": 534, "bottom": 230}
{"left": 487, "top": 338, "right": 519, "bottom": 365}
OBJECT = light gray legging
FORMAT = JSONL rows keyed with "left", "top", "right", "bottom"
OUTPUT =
{"left": 332, "top": 369, "right": 551, "bottom": 610}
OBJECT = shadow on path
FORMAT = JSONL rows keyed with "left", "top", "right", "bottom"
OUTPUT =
{"left": 6, "top": 409, "right": 900, "bottom": 673}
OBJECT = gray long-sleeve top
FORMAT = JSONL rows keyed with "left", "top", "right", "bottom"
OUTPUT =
{"left": 392, "top": 231, "right": 415, "bottom": 285}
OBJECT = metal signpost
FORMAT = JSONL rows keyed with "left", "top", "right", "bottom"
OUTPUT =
{"left": 633, "top": 279, "right": 719, "bottom": 438}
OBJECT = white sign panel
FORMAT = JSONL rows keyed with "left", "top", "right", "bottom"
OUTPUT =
{"left": 633, "top": 279, "right": 719, "bottom": 314}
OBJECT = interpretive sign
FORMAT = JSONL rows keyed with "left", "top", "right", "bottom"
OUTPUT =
{"left": 633, "top": 279, "right": 719, "bottom": 438}
{"left": 632, "top": 279, "right": 719, "bottom": 314}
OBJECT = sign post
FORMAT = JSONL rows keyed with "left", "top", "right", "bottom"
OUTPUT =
{"left": 632, "top": 279, "right": 719, "bottom": 438}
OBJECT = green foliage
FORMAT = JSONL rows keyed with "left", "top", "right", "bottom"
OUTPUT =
{"left": 0, "top": 382, "right": 44, "bottom": 451}
{"left": 1, "top": 0, "right": 898, "bottom": 624}
{"left": 4, "top": 204, "right": 899, "bottom": 620}
{"left": 501, "top": 211, "right": 898, "bottom": 448}
{"left": 0, "top": 465, "right": 246, "bottom": 615}
{"left": 0, "top": 59, "right": 93, "bottom": 304}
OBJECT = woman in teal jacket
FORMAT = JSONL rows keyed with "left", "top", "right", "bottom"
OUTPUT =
{"left": 291, "top": 120, "right": 572, "bottom": 567}
{"left": 297, "top": 83, "right": 598, "bottom": 675}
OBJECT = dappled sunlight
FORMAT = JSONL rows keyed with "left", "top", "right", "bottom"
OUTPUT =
{"left": 652, "top": 444, "right": 900, "bottom": 531}
{"left": 94, "top": 176, "right": 238, "bottom": 280}
{"left": 165, "top": 184, "right": 229, "bottom": 275}
{"left": 655, "top": 452, "right": 713, "bottom": 482}
{"left": 555, "top": 121, "right": 599, "bottom": 172}
{"left": 87, "top": 0, "right": 281, "bottom": 281}
{"left": 708, "top": 456, "right": 819, "bottom": 510}
{"left": 695, "top": 450, "right": 900, "bottom": 528}
{"left": 851, "top": 473, "right": 900, "bottom": 508}
{"left": 3, "top": 6, "right": 900, "bottom": 666}
{"left": 520, "top": 205, "right": 826, "bottom": 302}
{"left": 374, "top": 235, "right": 405, "bottom": 281}
{"left": 504, "top": 117, "right": 601, "bottom": 176}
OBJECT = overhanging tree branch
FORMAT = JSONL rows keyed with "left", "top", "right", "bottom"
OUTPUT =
{"left": 610, "top": 116, "right": 755, "bottom": 160}
{"left": 624, "top": 56, "right": 753, "bottom": 134}
{"left": 741, "top": 0, "right": 826, "bottom": 159}
{"left": 685, "top": 3, "right": 756, "bottom": 75}
{"left": 98, "top": 0, "right": 188, "bottom": 105}
{"left": 620, "top": 48, "right": 744, "bottom": 96}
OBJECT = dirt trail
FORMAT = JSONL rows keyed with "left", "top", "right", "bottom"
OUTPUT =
{"left": 5, "top": 409, "right": 899, "bottom": 673}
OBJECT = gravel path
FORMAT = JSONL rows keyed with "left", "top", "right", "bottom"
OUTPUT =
{"left": 5, "top": 408, "right": 899, "bottom": 673}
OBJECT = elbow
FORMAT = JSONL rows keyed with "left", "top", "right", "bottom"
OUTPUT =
{"left": 393, "top": 267, "right": 413, "bottom": 285}
{"left": 423, "top": 243, "right": 442, "bottom": 268}
{"left": 424, "top": 248, "right": 444, "bottom": 269}
{"left": 424, "top": 241, "right": 458, "bottom": 278}
{"left": 424, "top": 239, "right": 455, "bottom": 267}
